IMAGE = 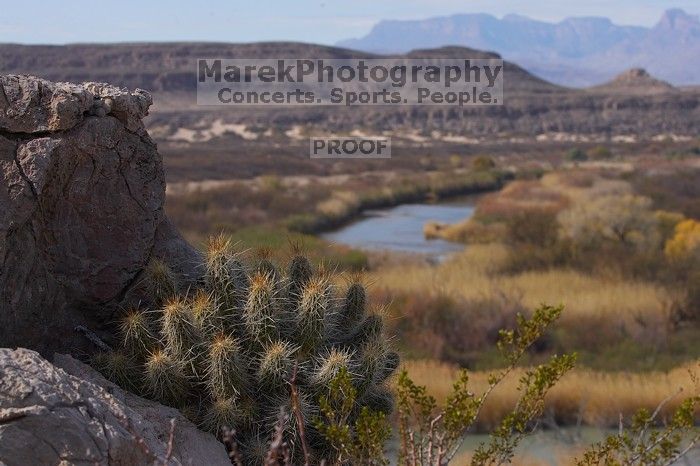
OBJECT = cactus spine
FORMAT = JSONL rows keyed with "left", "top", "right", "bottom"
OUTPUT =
{"left": 143, "top": 349, "right": 188, "bottom": 405}
{"left": 94, "top": 237, "right": 398, "bottom": 463}
{"left": 206, "top": 332, "right": 247, "bottom": 398}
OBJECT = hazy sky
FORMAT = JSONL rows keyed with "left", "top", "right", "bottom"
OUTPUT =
{"left": 1, "top": 0, "right": 698, "bottom": 45}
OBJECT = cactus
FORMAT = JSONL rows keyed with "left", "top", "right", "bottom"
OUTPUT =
{"left": 92, "top": 350, "right": 139, "bottom": 391}
{"left": 205, "top": 396, "right": 240, "bottom": 434}
{"left": 143, "top": 348, "right": 188, "bottom": 405}
{"left": 313, "top": 347, "right": 355, "bottom": 387}
{"left": 142, "top": 258, "right": 177, "bottom": 305}
{"left": 204, "top": 234, "right": 249, "bottom": 316}
{"left": 287, "top": 252, "right": 313, "bottom": 305}
{"left": 160, "top": 297, "right": 201, "bottom": 361}
{"left": 340, "top": 278, "right": 367, "bottom": 329}
{"left": 191, "top": 290, "right": 217, "bottom": 331}
{"left": 206, "top": 332, "right": 247, "bottom": 398}
{"left": 296, "top": 275, "right": 333, "bottom": 353}
{"left": 245, "top": 272, "right": 281, "bottom": 345}
{"left": 258, "top": 340, "right": 297, "bottom": 390}
{"left": 119, "top": 308, "right": 157, "bottom": 357}
{"left": 95, "top": 236, "right": 398, "bottom": 463}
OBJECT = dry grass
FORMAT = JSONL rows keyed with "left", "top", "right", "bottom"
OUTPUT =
{"left": 403, "top": 359, "right": 700, "bottom": 431}
{"left": 506, "top": 269, "right": 675, "bottom": 325}
{"left": 370, "top": 244, "right": 677, "bottom": 334}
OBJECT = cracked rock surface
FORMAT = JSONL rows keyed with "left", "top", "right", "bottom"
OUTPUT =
{"left": 0, "top": 75, "right": 201, "bottom": 355}
{"left": 0, "top": 348, "right": 230, "bottom": 466}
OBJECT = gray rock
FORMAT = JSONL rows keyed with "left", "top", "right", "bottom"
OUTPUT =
{"left": 0, "top": 75, "right": 201, "bottom": 355}
{"left": 0, "top": 348, "right": 230, "bottom": 466}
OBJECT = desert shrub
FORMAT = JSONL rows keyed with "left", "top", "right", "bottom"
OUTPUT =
{"left": 566, "top": 148, "right": 588, "bottom": 162}
{"left": 504, "top": 208, "right": 559, "bottom": 248}
{"left": 284, "top": 213, "right": 323, "bottom": 233}
{"left": 431, "top": 170, "right": 505, "bottom": 199}
{"left": 316, "top": 191, "right": 361, "bottom": 219}
{"left": 393, "top": 312, "right": 698, "bottom": 466}
{"left": 94, "top": 236, "right": 398, "bottom": 464}
{"left": 405, "top": 359, "right": 700, "bottom": 432}
{"left": 419, "top": 155, "right": 436, "bottom": 170}
{"left": 664, "top": 219, "right": 700, "bottom": 262}
{"left": 504, "top": 241, "right": 571, "bottom": 273}
{"left": 577, "top": 394, "right": 700, "bottom": 466}
{"left": 397, "top": 305, "right": 576, "bottom": 465}
{"left": 587, "top": 146, "right": 613, "bottom": 160}
{"left": 632, "top": 167, "right": 700, "bottom": 219}
{"left": 472, "top": 155, "right": 497, "bottom": 171}
{"left": 558, "top": 194, "right": 659, "bottom": 251}
{"left": 442, "top": 220, "right": 508, "bottom": 244}
{"left": 376, "top": 289, "right": 525, "bottom": 367}
{"left": 513, "top": 165, "right": 545, "bottom": 180}
{"left": 260, "top": 174, "right": 284, "bottom": 192}
{"left": 314, "top": 366, "right": 392, "bottom": 465}
{"left": 554, "top": 170, "right": 596, "bottom": 188}
{"left": 685, "top": 271, "right": 700, "bottom": 322}
{"left": 655, "top": 210, "right": 686, "bottom": 244}
{"left": 449, "top": 154, "right": 463, "bottom": 168}
{"left": 473, "top": 180, "right": 568, "bottom": 225}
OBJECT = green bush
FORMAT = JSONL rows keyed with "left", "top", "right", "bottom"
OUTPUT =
{"left": 588, "top": 146, "right": 613, "bottom": 160}
{"left": 472, "top": 155, "right": 497, "bottom": 171}
{"left": 565, "top": 148, "right": 588, "bottom": 162}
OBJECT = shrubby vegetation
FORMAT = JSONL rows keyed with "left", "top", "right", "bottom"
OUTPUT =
{"left": 92, "top": 235, "right": 699, "bottom": 464}
{"left": 286, "top": 169, "right": 509, "bottom": 234}
{"left": 566, "top": 148, "right": 588, "bottom": 162}
{"left": 422, "top": 171, "right": 700, "bottom": 321}
{"left": 166, "top": 167, "right": 509, "bottom": 245}
{"left": 384, "top": 166, "right": 700, "bottom": 430}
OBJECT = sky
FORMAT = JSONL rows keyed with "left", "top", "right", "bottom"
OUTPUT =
{"left": 1, "top": 0, "right": 698, "bottom": 45}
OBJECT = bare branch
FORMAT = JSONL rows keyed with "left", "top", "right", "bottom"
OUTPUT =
{"left": 289, "top": 363, "right": 311, "bottom": 466}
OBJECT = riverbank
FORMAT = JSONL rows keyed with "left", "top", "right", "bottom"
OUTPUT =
{"left": 166, "top": 166, "right": 510, "bottom": 244}
{"left": 285, "top": 168, "right": 510, "bottom": 234}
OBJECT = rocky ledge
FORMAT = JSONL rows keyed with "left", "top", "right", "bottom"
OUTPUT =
{"left": 0, "top": 348, "right": 229, "bottom": 465}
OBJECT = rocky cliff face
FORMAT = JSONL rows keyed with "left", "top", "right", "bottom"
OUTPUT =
{"left": 0, "top": 75, "right": 200, "bottom": 355}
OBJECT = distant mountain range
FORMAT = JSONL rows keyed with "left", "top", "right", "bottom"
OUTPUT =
{"left": 337, "top": 9, "right": 700, "bottom": 87}
{"left": 2, "top": 42, "right": 699, "bottom": 140}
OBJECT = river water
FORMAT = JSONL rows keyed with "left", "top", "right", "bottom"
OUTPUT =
{"left": 321, "top": 200, "right": 475, "bottom": 258}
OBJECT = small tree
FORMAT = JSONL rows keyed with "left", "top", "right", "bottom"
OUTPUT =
{"left": 558, "top": 194, "right": 659, "bottom": 250}
{"left": 588, "top": 146, "right": 613, "bottom": 160}
{"left": 566, "top": 148, "right": 588, "bottom": 162}
{"left": 473, "top": 156, "right": 497, "bottom": 171}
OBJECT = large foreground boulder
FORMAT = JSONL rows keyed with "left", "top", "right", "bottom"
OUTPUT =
{"left": 0, "top": 348, "right": 230, "bottom": 466}
{"left": 0, "top": 75, "right": 201, "bottom": 355}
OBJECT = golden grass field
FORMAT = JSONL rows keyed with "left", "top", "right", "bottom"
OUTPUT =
{"left": 370, "top": 243, "right": 677, "bottom": 335}
{"left": 403, "top": 359, "right": 700, "bottom": 431}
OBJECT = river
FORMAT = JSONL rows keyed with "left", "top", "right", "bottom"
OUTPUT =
{"left": 321, "top": 199, "right": 475, "bottom": 259}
